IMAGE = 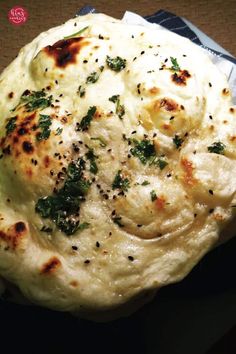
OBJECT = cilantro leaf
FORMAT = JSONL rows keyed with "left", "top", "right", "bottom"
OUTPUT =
{"left": 77, "top": 106, "right": 96, "bottom": 131}
{"left": 150, "top": 190, "right": 157, "bottom": 202}
{"left": 170, "top": 57, "right": 181, "bottom": 71}
{"left": 207, "top": 141, "right": 225, "bottom": 155}
{"left": 5, "top": 117, "right": 17, "bottom": 135}
{"left": 36, "top": 114, "right": 52, "bottom": 141}
{"left": 108, "top": 94, "right": 125, "bottom": 119}
{"left": 86, "top": 72, "right": 100, "bottom": 84}
{"left": 112, "top": 170, "right": 130, "bottom": 191}
{"left": 130, "top": 139, "right": 156, "bottom": 164}
{"left": 21, "top": 90, "right": 53, "bottom": 112}
{"left": 64, "top": 26, "right": 89, "bottom": 40}
{"left": 85, "top": 148, "right": 98, "bottom": 174}
{"left": 35, "top": 158, "right": 91, "bottom": 236}
{"left": 141, "top": 181, "right": 150, "bottom": 186}
{"left": 106, "top": 56, "right": 126, "bottom": 72}
{"left": 173, "top": 134, "right": 183, "bottom": 149}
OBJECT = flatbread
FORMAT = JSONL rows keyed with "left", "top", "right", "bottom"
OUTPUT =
{"left": 0, "top": 13, "right": 235, "bottom": 320}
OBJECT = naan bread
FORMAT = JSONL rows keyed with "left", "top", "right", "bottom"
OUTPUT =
{"left": 0, "top": 13, "right": 235, "bottom": 320}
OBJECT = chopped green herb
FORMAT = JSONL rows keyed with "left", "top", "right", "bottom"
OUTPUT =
{"left": 150, "top": 190, "right": 157, "bottom": 202}
{"left": 63, "top": 26, "right": 89, "bottom": 40}
{"left": 5, "top": 117, "right": 17, "bottom": 135}
{"left": 173, "top": 134, "right": 183, "bottom": 149}
{"left": 207, "top": 141, "right": 225, "bottom": 155}
{"left": 112, "top": 216, "right": 124, "bottom": 227}
{"left": 106, "top": 55, "right": 126, "bottom": 72}
{"left": 91, "top": 137, "right": 107, "bottom": 147}
{"left": 78, "top": 85, "right": 86, "bottom": 98}
{"left": 141, "top": 181, "right": 150, "bottom": 186}
{"left": 18, "top": 90, "right": 52, "bottom": 112}
{"left": 77, "top": 222, "right": 90, "bottom": 231}
{"left": 109, "top": 95, "right": 120, "bottom": 103}
{"left": 116, "top": 102, "right": 125, "bottom": 119}
{"left": 36, "top": 114, "right": 52, "bottom": 141}
{"left": 35, "top": 158, "right": 91, "bottom": 236}
{"left": 99, "top": 65, "right": 104, "bottom": 72}
{"left": 86, "top": 72, "right": 99, "bottom": 84}
{"left": 170, "top": 57, "right": 181, "bottom": 71}
{"left": 130, "top": 139, "right": 156, "bottom": 164}
{"left": 55, "top": 127, "right": 63, "bottom": 135}
{"left": 155, "top": 158, "right": 168, "bottom": 170}
{"left": 85, "top": 148, "right": 98, "bottom": 174}
{"left": 108, "top": 94, "right": 125, "bottom": 119}
{"left": 77, "top": 106, "right": 96, "bottom": 131}
{"left": 112, "top": 170, "right": 130, "bottom": 191}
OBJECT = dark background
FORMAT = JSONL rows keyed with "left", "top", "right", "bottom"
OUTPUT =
{"left": 1, "top": 236, "right": 236, "bottom": 354}
{"left": 0, "top": 1, "right": 236, "bottom": 353}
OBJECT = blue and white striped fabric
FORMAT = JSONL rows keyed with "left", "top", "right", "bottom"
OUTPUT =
{"left": 76, "top": 6, "right": 236, "bottom": 65}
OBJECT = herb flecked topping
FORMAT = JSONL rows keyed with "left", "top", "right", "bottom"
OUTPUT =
{"left": 207, "top": 141, "right": 225, "bottom": 155}
{"left": 5, "top": 117, "right": 17, "bottom": 135}
{"left": 85, "top": 148, "right": 98, "bottom": 174}
{"left": 13, "top": 90, "right": 53, "bottom": 112}
{"left": 35, "top": 158, "right": 90, "bottom": 235}
{"left": 130, "top": 138, "right": 168, "bottom": 169}
{"left": 173, "top": 134, "right": 184, "bottom": 149}
{"left": 108, "top": 95, "right": 125, "bottom": 119}
{"left": 36, "top": 114, "right": 52, "bottom": 141}
{"left": 170, "top": 57, "right": 181, "bottom": 71}
{"left": 77, "top": 106, "right": 97, "bottom": 131}
{"left": 106, "top": 56, "right": 126, "bottom": 72}
{"left": 130, "top": 139, "right": 156, "bottom": 164}
{"left": 150, "top": 190, "right": 157, "bottom": 202}
{"left": 63, "top": 26, "right": 89, "bottom": 40}
{"left": 86, "top": 72, "right": 100, "bottom": 84}
{"left": 112, "top": 170, "right": 130, "bottom": 191}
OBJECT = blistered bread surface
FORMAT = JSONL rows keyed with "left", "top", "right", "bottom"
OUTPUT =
{"left": 0, "top": 13, "right": 235, "bottom": 318}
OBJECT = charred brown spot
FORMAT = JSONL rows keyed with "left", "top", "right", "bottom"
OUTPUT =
{"left": 155, "top": 196, "right": 166, "bottom": 210}
{"left": 181, "top": 158, "right": 196, "bottom": 186}
{"left": 0, "top": 221, "right": 27, "bottom": 250}
{"left": 41, "top": 257, "right": 61, "bottom": 274}
{"left": 15, "top": 222, "right": 26, "bottom": 233}
{"left": 13, "top": 136, "right": 19, "bottom": 143}
{"left": 44, "top": 155, "right": 50, "bottom": 168}
{"left": 222, "top": 88, "right": 229, "bottom": 96}
{"left": 230, "top": 108, "right": 234, "bottom": 113}
{"left": 160, "top": 98, "right": 178, "bottom": 111}
{"left": 162, "top": 123, "right": 171, "bottom": 130}
{"left": 70, "top": 280, "right": 78, "bottom": 287}
{"left": 8, "top": 92, "right": 14, "bottom": 99}
{"left": 18, "top": 127, "right": 28, "bottom": 136}
{"left": 171, "top": 70, "right": 191, "bottom": 86}
{"left": 149, "top": 87, "right": 160, "bottom": 95}
{"left": 22, "top": 141, "right": 34, "bottom": 154}
{"left": 26, "top": 168, "right": 33, "bottom": 177}
{"left": 44, "top": 38, "right": 89, "bottom": 68}
{"left": 2, "top": 145, "right": 11, "bottom": 155}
